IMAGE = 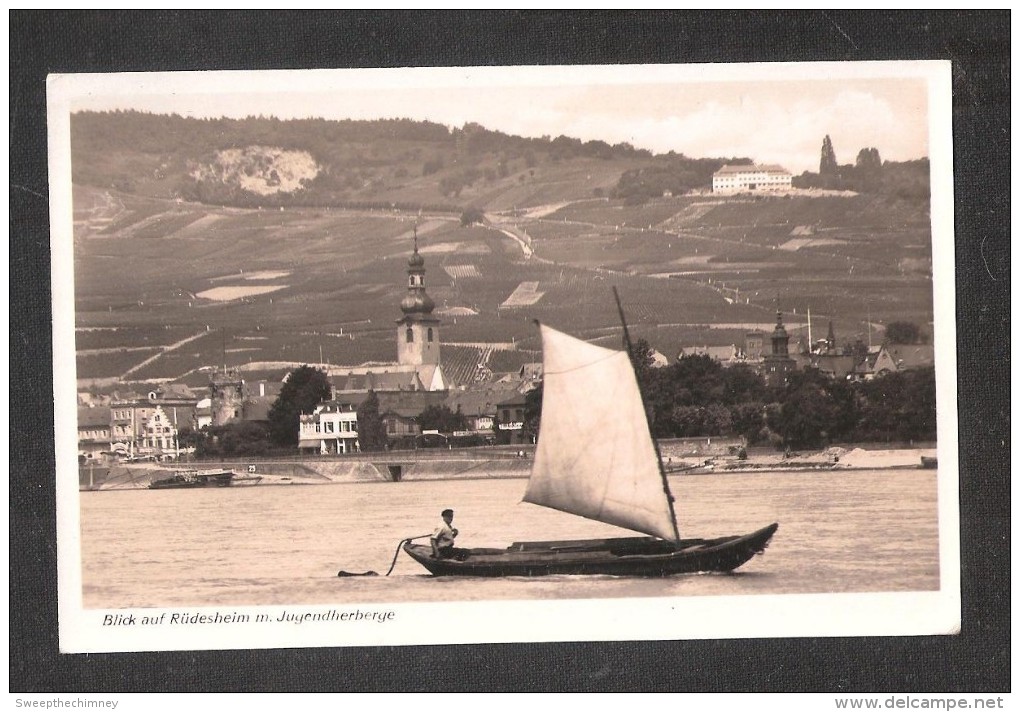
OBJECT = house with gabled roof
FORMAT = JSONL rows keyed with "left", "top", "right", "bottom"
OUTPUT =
{"left": 810, "top": 354, "right": 858, "bottom": 380}
{"left": 678, "top": 344, "right": 739, "bottom": 365}
{"left": 445, "top": 382, "right": 523, "bottom": 435}
{"left": 854, "top": 345, "right": 899, "bottom": 381}
{"left": 330, "top": 364, "right": 447, "bottom": 396}
{"left": 107, "top": 385, "right": 199, "bottom": 459}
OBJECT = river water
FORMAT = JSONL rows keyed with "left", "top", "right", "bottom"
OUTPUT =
{"left": 79, "top": 469, "right": 940, "bottom": 609}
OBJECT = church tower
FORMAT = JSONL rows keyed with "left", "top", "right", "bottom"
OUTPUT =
{"left": 396, "top": 232, "right": 441, "bottom": 366}
{"left": 770, "top": 309, "right": 790, "bottom": 357}
{"left": 763, "top": 309, "right": 796, "bottom": 385}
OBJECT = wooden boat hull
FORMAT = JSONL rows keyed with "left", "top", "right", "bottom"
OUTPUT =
{"left": 231, "top": 476, "right": 263, "bottom": 486}
{"left": 402, "top": 522, "right": 778, "bottom": 577}
{"left": 148, "top": 470, "right": 235, "bottom": 489}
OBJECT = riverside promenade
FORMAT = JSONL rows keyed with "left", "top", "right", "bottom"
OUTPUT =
{"left": 80, "top": 441, "right": 937, "bottom": 490}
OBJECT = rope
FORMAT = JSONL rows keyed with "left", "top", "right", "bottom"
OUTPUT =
{"left": 337, "top": 533, "right": 431, "bottom": 577}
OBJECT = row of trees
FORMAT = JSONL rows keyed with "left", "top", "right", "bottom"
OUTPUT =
{"left": 506, "top": 349, "right": 934, "bottom": 451}
{"left": 188, "top": 344, "right": 936, "bottom": 458}
{"left": 799, "top": 134, "right": 930, "bottom": 200}
{"left": 624, "top": 340, "right": 936, "bottom": 448}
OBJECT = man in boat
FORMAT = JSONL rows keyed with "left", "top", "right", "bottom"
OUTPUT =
{"left": 430, "top": 509, "right": 464, "bottom": 559}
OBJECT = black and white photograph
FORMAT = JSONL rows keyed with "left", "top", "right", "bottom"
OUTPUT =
{"left": 45, "top": 60, "right": 966, "bottom": 655}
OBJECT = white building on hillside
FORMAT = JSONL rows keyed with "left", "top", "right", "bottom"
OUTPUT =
{"left": 712, "top": 164, "right": 792, "bottom": 194}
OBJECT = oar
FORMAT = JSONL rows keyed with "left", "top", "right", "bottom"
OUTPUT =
{"left": 337, "top": 534, "right": 431, "bottom": 577}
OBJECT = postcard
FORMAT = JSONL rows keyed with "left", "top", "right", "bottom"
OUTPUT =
{"left": 49, "top": 61, "right": 958, "bottom": 653}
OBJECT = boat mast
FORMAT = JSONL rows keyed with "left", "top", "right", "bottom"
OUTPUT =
{"left": 612, "top": 287, "right": 682, "bottom": 543}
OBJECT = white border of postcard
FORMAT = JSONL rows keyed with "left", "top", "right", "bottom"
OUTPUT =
{"left": 49, "top": 61, "right": 959, "bottom": 653}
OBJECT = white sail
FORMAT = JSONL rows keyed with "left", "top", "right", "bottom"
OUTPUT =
{"left": 523, "top": 324, "right": 679, "bottom": 542}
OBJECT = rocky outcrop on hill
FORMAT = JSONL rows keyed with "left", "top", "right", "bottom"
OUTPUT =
{"left": 190, "top": 146, "right": 320, "bottom": 197}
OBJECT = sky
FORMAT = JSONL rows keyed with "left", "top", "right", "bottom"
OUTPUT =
{"left": 65, "top": 63, "right": 935, "bottom": 175}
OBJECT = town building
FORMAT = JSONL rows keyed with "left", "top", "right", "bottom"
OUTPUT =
{"left": 296, "top": 390, "right": 450, "bottom": 454}
{"left": 744, "top": 330, "right": 766, "bottom": 362}
{"left": 805, "top": 321, "right": 856, "bottom": 378}
{"left": 496, "top": 391, "right": 531, "bottom": 446}
{"left": 854, "top": 345, "right": 899, "bottom": 381}
{"left": 445, "top": 382, "right": 524, "bottom": 437}
{"left": 810, "top": 353, "right": 859, "bottom": 380}
{"left": 77, "top": 405, "right": 111, "bottom": 461}
{"left": 712, "top": 164, "right": 793, "bottom": 194}
{"left": 298, "top": 399, "right": 360, "bottom": 455}
{"left": 377, "top": 391, "right": 449, "bottom": 444}
{"left": 677, "top": 344, "right": 740, "bottom": 365}
{"left": 107, "top": 385, "right": 199, "bottom": 460}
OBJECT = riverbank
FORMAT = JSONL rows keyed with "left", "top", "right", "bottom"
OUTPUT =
{"left": 79, "top": 445, "right": 938, "bottom": 490}
{"left": 676, "top": 447, "right": 938, "bottom": 475}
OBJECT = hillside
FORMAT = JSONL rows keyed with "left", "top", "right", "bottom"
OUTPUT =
{"left": 69, "top": 112, "right": 934, "bottom": 386}
{"left": 72, "top": 111, "right": 675, "bottom": 211}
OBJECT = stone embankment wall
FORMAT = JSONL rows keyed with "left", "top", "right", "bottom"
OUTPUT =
{"left": 658, "top": 437, "right": 744, "bottom": 460}
{"left": 82, "top": 454, "right": 534, "bottom": 489}
{"left": 228, "top": 457, "right": 533, "bottom": 483}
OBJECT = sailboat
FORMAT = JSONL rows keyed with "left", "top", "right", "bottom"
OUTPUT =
{"left": 402, "top": 309, "right": 778, "bottom": 577}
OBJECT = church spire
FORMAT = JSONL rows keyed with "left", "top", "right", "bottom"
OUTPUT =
{"left": 770, "top": 309, "right": 789, "bottom": 356}
{"left": 396, "top": 233, "right": 441, "bottom": 367}
{"left": 401, "top": 228, "right": 433, "bottom": 315}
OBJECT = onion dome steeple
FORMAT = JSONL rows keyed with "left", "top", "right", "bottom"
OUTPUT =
{"left": 396, "top": 226, "right": 441, "bottom": 367}
{"left": 400, "top": 228, "right": 435, "bottom": 315}
{"left": 770, "top": 309, "right": 790, "bottom": 356}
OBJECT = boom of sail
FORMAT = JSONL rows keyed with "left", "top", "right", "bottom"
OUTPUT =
{"left": 523, "top": 324, "right": 680, "bottom": 542}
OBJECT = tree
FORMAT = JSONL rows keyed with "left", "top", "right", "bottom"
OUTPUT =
{"left": 820, "top": 135, "right": 838, "bottom": 176}
{"left": 418, "top": 404, "right": 467, "bottom": 433}
{"left": 626, "top": 337, "right": 656, "bottom": 381}
{"left": 267, "top": 365, "right": 331, "bottom": 446}
{"left": 774, "top": 381, "right": 839, "bottom": 448}
{"left": 730, "top": 402, "right": 766, "bottom": 444}
{"left": 422, "top": 157, "right": 444, "bottom": 176}
{"left": 897, "top": 368, "right": 937, "bottom": 442}
{"left": 460, "top": 207, "right": 485, "bottom": 227}
{"left": 196, "top": 421, "right": 270, "bottom": 458}
{"left": 885, "top": 321, "right": 922, "bottom": 344}
{"left": 856, "top": 147, "right": 882, "bottom": 172}
{"left": 356, "top": 390, "right": 389, "bottom": 452}
{"left": 720, "top": 364, "right": 767, "bottom": 405}
{"left": 854, "top": 147, "right": 883, "bottom": 190}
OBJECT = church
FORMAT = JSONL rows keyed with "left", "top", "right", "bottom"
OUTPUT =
{"left": 298, "top": 236, "right": 450, "bottom": 454}
{"left": 329, "top": 233, "right": 450, "bottom": 396}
